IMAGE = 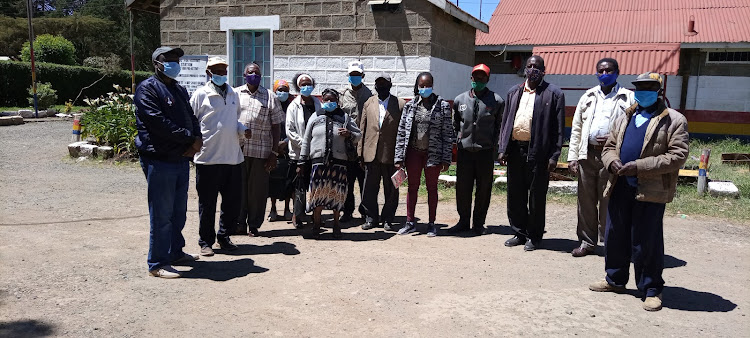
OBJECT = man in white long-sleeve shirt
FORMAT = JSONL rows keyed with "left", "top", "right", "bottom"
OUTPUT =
{"left": 567, "top": 58, "right": 634, "bottom": 257}
{"left": 190, "top": 57, "right": 251, "bottom": 256}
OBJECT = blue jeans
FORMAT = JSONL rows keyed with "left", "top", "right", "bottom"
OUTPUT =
{"left": 140, "top": 157, "right": 190, "bottom": 271}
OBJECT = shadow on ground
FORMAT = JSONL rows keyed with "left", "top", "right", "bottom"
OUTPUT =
{"left": 219, "top": 242, "right": 300, "bottom": 256}
{"left": 663, "top": 286, "right": 737, "bottom": 312}
{"left": 0, "top": 319, "right": 55, "bottom": 337}
{"left": 181, "top": 258, "right": 269, "bottom": 281}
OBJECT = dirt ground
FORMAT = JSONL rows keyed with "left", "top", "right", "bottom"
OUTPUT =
{"left": 1, "top": 120, "right": 748, "bottom": 337}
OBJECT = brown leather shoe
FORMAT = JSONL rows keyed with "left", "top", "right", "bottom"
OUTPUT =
{"left": 572, "top": 246, "right": 594, "bottom": 257}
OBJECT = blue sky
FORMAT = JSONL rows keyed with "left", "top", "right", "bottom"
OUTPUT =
{"left": 449, "top": 0, "right": 501, "bottom": 23}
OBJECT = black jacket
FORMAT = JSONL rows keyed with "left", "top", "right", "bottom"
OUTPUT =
{"left": 453, "top": 89, "right": 504, "bottom": 152}
{"left": 134, "top": 76, "right": 201, "bottom": 161}
{"left": 497, "top": 81, "right": 565, "bottom": 164}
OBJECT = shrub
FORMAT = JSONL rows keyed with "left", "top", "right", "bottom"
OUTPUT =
{"left": 28, "top": 82, "right": 57, "bottom": 110}
{"left": 21, "top": 34, "right": 77, "bottom": 65}
{"left": 0, "top": 61, "right": 150, "bottom": 107}
{"left": 80, "top": 85, "right": 137, "bottom": 155}
{"left": 83, "top": 54, "right": 122, "bottom": 74}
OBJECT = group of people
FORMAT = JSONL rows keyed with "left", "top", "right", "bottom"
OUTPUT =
{"left": 134, "top": 46, "right": 689, "bottom": 312}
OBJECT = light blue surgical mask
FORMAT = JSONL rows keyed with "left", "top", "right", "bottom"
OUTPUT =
{"left": 418, "top": 87, "right": 433, "bottom": 98}
{"left": 300, "top": 85, "right": 314, "bottom": 97}
{"left": 322, "top": 101, "right": 338, "bottom": 112}
{"left": 349, "top": 75, "right": 363, "bottom": 86}
{"left": 634, "top": 90, "right": 658, "bottom": 108}
{"left": 209, "top": 72, "right": 227, "bottom": 86}
{"left": 157, "top": 61, "right": 181, "bottom": 79}
{"left": 276, "top": 91, "right": 289, "bottom": 102}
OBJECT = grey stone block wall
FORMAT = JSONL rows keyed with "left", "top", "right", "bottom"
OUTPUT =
{"left": 160, "top": 0, "right": 477, "bottom": 66}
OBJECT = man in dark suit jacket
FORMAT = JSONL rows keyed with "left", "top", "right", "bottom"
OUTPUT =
{"left": 497, "top": 55, "right": 565, "bottom": 251}
{"left": 358, "top": 73, "right": 406, "bottom": 230}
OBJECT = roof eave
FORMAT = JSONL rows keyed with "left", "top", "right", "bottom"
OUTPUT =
{"left": 426, "top": 0, "right": 489, "bottom": 33}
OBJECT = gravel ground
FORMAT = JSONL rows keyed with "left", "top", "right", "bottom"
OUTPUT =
{"left": 0, "top": 120, "right": 748, "bottom": 337}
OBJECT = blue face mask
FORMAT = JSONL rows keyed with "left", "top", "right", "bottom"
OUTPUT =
{"left": 299, "top": 85, "right": 314, "bottom": 97}
{"left": 276, "top": 91, "right": 289, "bottom": 102}
{"left": 349, "top": 75, "right": 362, "bottom": 86}
{"left": 157, "top": 61, "right": 181, "bottom": 79}
{"left": 209, "top": 72, "right": 227, "bottom": 86}
{"left": 322, "top": 101, "right": 338, "bottom": 112}
{"left": 597, "top": 73, "right": 618, "bottom": 87}
{"left": 634, "top": 90, "right": 659, "bottom": 108}
{"left": 418, "top": 87, "right": 433, "bottom": 98}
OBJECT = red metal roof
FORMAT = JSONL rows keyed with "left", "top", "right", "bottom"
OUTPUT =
{"left": 533, "top": 43, "right": 681, "bottom": 75}
{"left": 476, "top": 0, "right": 750, "bottom": 46}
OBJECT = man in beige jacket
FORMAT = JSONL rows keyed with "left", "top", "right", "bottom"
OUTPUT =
{"left": 588, "top": 72, "right": 689, "bottom": 312}
{"left": 568, "top": 58, "right": 634, "bottom": 257}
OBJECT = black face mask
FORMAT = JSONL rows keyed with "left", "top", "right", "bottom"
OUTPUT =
{"left": 375, "top": 86, "right": 391, "bottom": 99}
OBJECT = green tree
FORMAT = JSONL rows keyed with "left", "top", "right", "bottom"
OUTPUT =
{"left": 21, "top": 34, "right": 76, "bottom": 65}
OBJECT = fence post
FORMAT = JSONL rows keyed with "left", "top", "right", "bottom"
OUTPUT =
{"left": 71, "top": 113, "right": 82, "bottom": 142}
{"left": 697, "top": 148, "right": 710, "bottom": 195}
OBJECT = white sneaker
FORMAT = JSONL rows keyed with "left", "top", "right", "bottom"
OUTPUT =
{"left": 149, "top": 265, "right": 181, "bottom": 279}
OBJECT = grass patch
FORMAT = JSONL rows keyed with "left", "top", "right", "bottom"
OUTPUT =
{"left": 414, "top": 138, "right": 750, "bottom": 223}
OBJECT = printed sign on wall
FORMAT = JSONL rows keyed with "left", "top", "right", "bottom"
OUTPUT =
{"left": 176, "top": 55, "right": 209, "bottom": 95}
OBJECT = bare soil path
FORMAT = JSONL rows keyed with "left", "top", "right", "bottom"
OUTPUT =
{"left": 1, "top": 120, "right": 748, "bottom": 337}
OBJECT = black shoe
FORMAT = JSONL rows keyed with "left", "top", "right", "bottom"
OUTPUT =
{"left": 524, "top": 238, "right": 541, "bottom": 251}
{"left": 383, "top": 222, "right": 396, "bottom": 232}
{"left": 248, "top": 227, "right": 260, "bottom": 237}
{"left": 446, "top": 223, "right": 470, "bottom": 234}
{"left": 361, "top": 222, "right": 375, "bottom": 230}
{"left": 472, "top": 224, "right": 486, "bottom": 235}
{"left": 218, "top": 238, "right": 238, "bottom": 251}
{"left": 340, "top": 213, "right": 353, "bottom": 222}
{"left": 504, "top": 235, "right": 526, "bottom": 247}
{"left": 293, "top": 221, "right": 305, "bottom": 230}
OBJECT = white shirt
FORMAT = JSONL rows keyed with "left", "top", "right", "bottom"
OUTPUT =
{"left": 512, "top": 80, "right": 536, "bottom": 141}
{"left": 588, "top": 84, "right": 621, "bottom": 145}
{"left": 378, "top": 96, "right": 390, "bottom": 128}
{"left": 189, "top": 82, "right": 247, "bottom": 165}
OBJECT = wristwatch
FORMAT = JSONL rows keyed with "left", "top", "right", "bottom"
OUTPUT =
{"left": 271, "top": 150, "right": 279, "bottom": 156}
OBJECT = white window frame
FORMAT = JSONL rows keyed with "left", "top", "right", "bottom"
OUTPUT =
{"left": 220, "top": 16, "right": 281, "bottom": 87}
{"left": 704, "top": 49, "right": 750, "bottom": 64}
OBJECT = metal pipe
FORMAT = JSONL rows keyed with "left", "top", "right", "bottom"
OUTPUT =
{"left": 130, "top": 10, "right": 135, "bottom": 93}
{"left": 26, "top": 0, "right": 38, "bottom": 118}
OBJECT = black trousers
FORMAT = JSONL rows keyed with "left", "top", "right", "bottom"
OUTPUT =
{"left": 292, "top": 160, "right": 311, "bottom": 222}
{"left": 344, "top": 161, "right": 366, "bottom": 217}
{"left": 605, "top": 177, "right": 666, "bottom": 297}
{"left": 455, "top": 148, "right": 495, "bottom": 227}
{"left": 361, "top": 162, "right": 399, "bottom": 224}
{"left": 506, "top": 141, "right": 550, "bottom": 241}
{"left": 196, "top": 163, "right": 242, "bottom": 247}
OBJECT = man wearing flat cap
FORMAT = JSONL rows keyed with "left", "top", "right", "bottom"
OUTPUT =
{"left": 358, "top": 72, "right": 404, "bottom": 231}
{"left": 134, "top": 46, "right": 202, "bottom": 278}
{"left": 189, "top": 57, "right": 252, "bottom": 257}
{"left": 589, "top": 72, "right": 689, "bottom": 312}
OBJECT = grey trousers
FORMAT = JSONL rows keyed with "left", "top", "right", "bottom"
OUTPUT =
{"left": 361, "top": 162, "right": 399, "bottom": 224}
{"left": 242, "top": 156, "right": 269, "bottom": 229}
{"left": 576, "top": 147, "right": 609, "bottom": 249}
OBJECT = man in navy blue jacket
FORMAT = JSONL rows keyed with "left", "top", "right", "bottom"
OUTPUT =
{"left": 135, "top": 46, "right": 203, "bottom": 278}
{"left": 497, "top": 55, "right": 565, "bottom": 251}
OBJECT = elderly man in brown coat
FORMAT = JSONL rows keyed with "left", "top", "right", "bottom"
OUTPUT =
{"left": 588, "top": 72, "right": 689, "bottom": 312}
{"left": 358, "top": 73, "right": 405, "bottom": 230}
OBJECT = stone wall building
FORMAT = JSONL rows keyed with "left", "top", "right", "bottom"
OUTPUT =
{"left": 128, "top": 0, "right": 487, "bottom": 98}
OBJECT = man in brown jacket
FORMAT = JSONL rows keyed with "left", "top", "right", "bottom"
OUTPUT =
{"left": 358, "top": 73, "right": 405, "bottom": 230}
{"left": 588, "top": 72, "right": 689, "bottom": 312}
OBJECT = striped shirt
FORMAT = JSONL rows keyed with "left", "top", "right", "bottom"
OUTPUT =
{"left": 236, "top": 84, "right": 284, "bottom": 159}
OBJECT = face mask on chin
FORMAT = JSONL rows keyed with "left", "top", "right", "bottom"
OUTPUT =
{"left": 375, "top": 86, "right": 391, "bottom": 99}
